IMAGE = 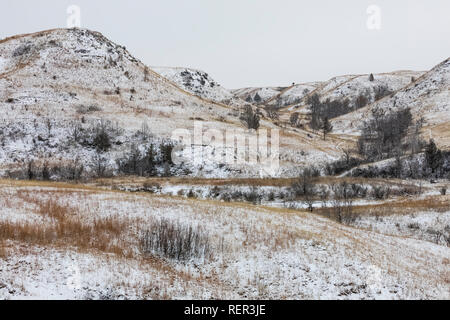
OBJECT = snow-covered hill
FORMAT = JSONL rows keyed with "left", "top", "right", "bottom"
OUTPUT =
{"left": 283, "top": 71, "right": 424, "bottom": 112}
{"left": 232, "top": 70, "right": 423, "bottom": 113}
{"left": 0, "top": 28, "right": 354, "bottom": 178}
{"left": 0, "top": 28, "right": 251, "bottom": 177}
{"left": 332, "top": 58, "right": 450, "bottom": 149}
{"left": 152, "top": 66, "right": 248, "bottom": 107}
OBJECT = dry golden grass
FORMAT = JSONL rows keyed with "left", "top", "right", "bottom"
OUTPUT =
{"left": 351, "top": 195, "right": 450, "bottom": 215}
{"left": 0, "top": 191, "right": 130, "bottom": 257}
{"left": 0, "top": 179, "right": 100, "bottom": 192}
{"left": 0, "top": 241, "right": 8, "bottom": 259}
{"left": 314, "top": 194, "right": 450, "bottom": 220}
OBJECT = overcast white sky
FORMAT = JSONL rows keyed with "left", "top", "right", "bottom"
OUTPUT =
{"left": 1, "top": 0, "right": 449, "bottom": 88}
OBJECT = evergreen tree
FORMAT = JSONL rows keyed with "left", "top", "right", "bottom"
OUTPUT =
{"left": 321, "top": 117, "right": 333, "bottom": 140}
{"left": 239, "top": 105, "right": 260, "bottom": 130}
{"left": 145, "top": 143, "right": 156, "bottom": 176}
{"left": 425, "top": 139, "right": 443, "bottom": 176}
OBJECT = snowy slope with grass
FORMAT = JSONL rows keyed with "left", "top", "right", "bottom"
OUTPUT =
{"left": 266, "top": 82, "right": 322, "bottom": 108}
{"left": 332, "top": 58, "right": 450, "bottom": 149}
{"left": 321, "top": 71, "right": 424, "bottom": 107}
{"left": 231, "top": 86, "right": 285, "bottom": 104}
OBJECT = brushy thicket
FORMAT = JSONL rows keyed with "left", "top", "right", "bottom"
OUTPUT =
{"left": 140, "top": 219, "right": 212, "bottom": 262}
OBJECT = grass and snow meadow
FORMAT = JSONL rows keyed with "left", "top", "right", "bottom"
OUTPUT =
{"left": 0, "top": 179, "right": 448, "bottom": 300}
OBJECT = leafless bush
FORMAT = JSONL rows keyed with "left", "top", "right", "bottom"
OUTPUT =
{"left": 289, "top": 112, "right": 300, "bottom": 127}
{"left": 390, "top": 185, "right": 421, "bottom": 197}
{"left": 243, "top": 187, "right": 261, "bottom": 204}
{"left": 141, "top": 219, "right": 212, "bottom": 262}
{"left": 371, "top": 186, "right": 391, "bottom": 199}
{"left": 93, "top": 152, "right": 108, "bottom": 178}
{"left": 12, "top": 44, "right": 32, "bottom": 57}
{"left": 291, "top": 169, "right": 317, "bottom": 211}
{"left": 143, "top": 182, "right": 161, "bottom": 193}
{"left": 76, "top": 105, "right": 102, "bottom": 114}
{"left": 264, "top": 105, "right": 279, "bottom": 120}
{"left": 330, "top": 181, "right": 356, "bottom": 224}
{"left": 374, "top": 85, "right": 393, "bottom": 101}
{"left": 407, "top": 222, "right": 420, "bottom": 230}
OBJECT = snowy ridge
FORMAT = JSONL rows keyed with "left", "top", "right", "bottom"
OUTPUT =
{"left": 283, "top": 71, "right": 424, "bottom": 112}
{"left": 152, "top": 66, "right": 248, "bottom": 107}
{"left": 332, "top": 58, "right": 450, "bottom": 149}
{"left": 231, "top": 86, "right": 286, "bottom": 105}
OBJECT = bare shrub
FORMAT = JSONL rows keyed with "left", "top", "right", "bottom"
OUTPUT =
{"left": 292, "top": 169, "right": 317, "bottom": 211}
{"left": 93, "top": 128, "right": 111, "bottom": 152}
{"left": 12, "top": 44, "right": 32, "bottom": 57}
{"left": 264, "top": 105, "right": 279, "bottom": 120}
{"left": 93, "top": 152, "right": 109, "bottom": 178}
{"left": 243, "top": 188, "right": 261, "bottom": 205}
{"left": 187, "top": 189, "right": 196, "bottom": 198}
{"left": 390, "top": 185, "right": 421, "bottom": 197}
{"left": 289, "top": 112, "right": 300, "bottom": 127}
{"left": 76, "top": 105, "right": 102, "bottom": 114}
{"left": 330, "top": 181, "right": 355, "bottom": 224}
{"left": 374, "top": 85, "right": 393, "bottom": 101}
{"left": 358, "top": 108, "right": 413, "bottom": 161}
{"left": 407, "top": 222, "right": 420, "bottom": 230}
{"left": 371, "top": 186, "right": 391, "bottom": 200}
{"left": 141, "top": 219, "right": 212, "bottom": 262}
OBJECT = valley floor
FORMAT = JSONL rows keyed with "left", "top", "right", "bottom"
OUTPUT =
{"left": 0, "top": 179, "right": 449, "bottom": 300}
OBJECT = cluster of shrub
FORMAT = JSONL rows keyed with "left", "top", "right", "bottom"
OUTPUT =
{"left": 305, "top": 84, "right": 392, "bottom": 131}
{"left": 350, "top": 148, "right": 450, "bottom": 180}
{"left": 4, "top": 116, "right": 187, "bottom": 180}
{"left": 67, "top": 118, "right": 124, "bottom": 152}
{"left": 321, "top": 105, "right": 449, "bottom": 179}
{"left": 140, "top": 218, "right": 212, "bottom": 262}
{"left": 7, "top": 159, "right": 84, "bottom": 181}
{"left": 289, "top": 169, "right": 424, "bottom": 223}
{"left": 116, "top": 141, "right": 176, "bottom": 177}
{"left": 239, "top": 105, "right": 260, "bottom": 130}
{"left": 357, "top": 108, "right": 416, "bottom": 161}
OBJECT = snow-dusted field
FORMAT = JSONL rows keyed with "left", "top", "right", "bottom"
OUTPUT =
{"left": 351, "top": 210, "right": 450, "bottom": 246}
{"left": 0, "top": 180, "right": 448, "bottom": 300}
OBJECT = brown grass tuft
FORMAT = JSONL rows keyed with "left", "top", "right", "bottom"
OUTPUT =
{"left": 0, "top": 241, "right": 8, "bottom": 259}
{"left": 0, "top": 193, "right": 130, "bottom": 257}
